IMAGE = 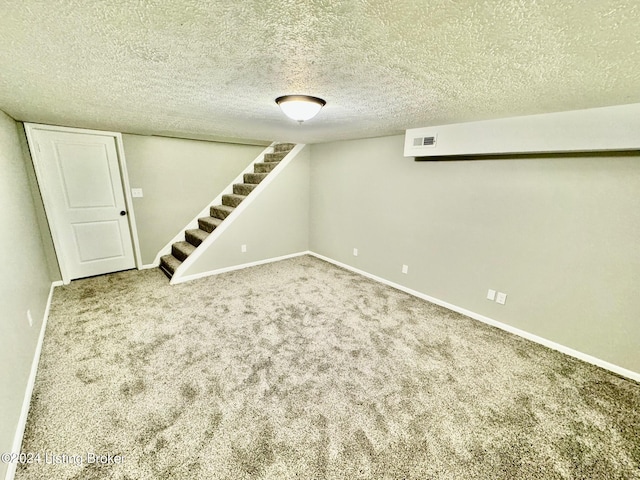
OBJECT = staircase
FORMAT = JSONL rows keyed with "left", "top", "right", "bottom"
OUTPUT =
{"left": 159, "top": 143, "right": 296, "bottom": 279}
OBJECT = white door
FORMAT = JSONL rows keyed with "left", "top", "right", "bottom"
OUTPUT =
{"left": 27, "top": 125, "right": 137, "bottom": 283}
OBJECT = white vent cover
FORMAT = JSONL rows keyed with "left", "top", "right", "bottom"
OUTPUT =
{"left": 412, "top": 135, "right": 437, "bottom": 148}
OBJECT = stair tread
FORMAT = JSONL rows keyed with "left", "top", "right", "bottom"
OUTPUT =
{"left": 159, "top": 254, "right": 181, "bottom": 278}
{"left": 212, "top": 204, "right": 234, "bottom": 213}
{"left": 185, "top": 228, "right": 209, "bottom": 247}
{"left": 174, "top": 240, "right": 195, "bottom": 251}
{"left": 233, "top": 183, "right": 257, "bottom": 195}
{"left": 254, "top": 162, "right": 278, "bottom": 173}
{"left": 186, "top": 228, "right": 209, "bottom": 237}
{"left": 198, "top": 216, "right": 222, "bottom": 233}
{"left": 245, "top": 172, "right": 268, "bottom": 178}
{"left": 222, "top": 193, "right": 247, "bottom": 207}
{"left": 264, "top": 152, "right": 287, "bottom": 162}
{"left": 210, "top": 204, "right": 234, "bottom": 220}
{"left": 223, "top": 193, "right": 247, "bottom": 201}
{"left": 273, "top": 143, "right": 295, "bottom": 152}
{"left": 172, "top": 241, "right": 196, "bottom": 262}
{"left": 244, "top": 173, "right": 268, "bottom": 184}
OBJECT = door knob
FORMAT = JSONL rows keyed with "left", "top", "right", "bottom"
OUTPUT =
{"left": 120, "top": 210, "right": 127, "bottom": 216}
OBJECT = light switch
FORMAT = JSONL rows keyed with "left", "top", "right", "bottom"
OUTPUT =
{"left": 131, "top": 188, "right": 143, "bottom": 198}
{"left": 487, "top": 289, "right": 496, "bottom": 301}
{"left": 496, "top": 292, "right": 507, "bottom": 305}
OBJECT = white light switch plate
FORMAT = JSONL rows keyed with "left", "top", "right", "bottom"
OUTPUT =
{"left": 402, "top": 265, "right": 408, "bottom": 274}
{"left": 241, "top": 244, "right": 247, "bottom": 253}
{"left": 496, "top": 292, "right": 507, "bottom": 305}
{"left": 487, "top": 289, "right": 496, "bottom": 301}
{"left": 131, "top": 188, "right": 143, "bottom": 198}
{"left": 353, "top": 248, "right": 358, "bottom": 256}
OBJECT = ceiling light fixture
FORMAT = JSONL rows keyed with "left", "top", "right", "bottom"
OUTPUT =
{"left": 275, "top": 95, "right": 326, "bottom": 123}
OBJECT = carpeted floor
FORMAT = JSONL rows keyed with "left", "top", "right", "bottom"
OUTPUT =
{"left": 16, "top": 255, "right": 640, "bottom": 479}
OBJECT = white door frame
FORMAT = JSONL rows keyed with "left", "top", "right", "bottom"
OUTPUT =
{"left": 24, "top": 123, "right": 142, "bottom": 284}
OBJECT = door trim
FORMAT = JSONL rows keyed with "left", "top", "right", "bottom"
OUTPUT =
{"left": 24, "top": 123, "right": 142, "bottom": 284}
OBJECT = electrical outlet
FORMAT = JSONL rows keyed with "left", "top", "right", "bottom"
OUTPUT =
{"left": 131, "top": 188, "right": 143, "bottom": 198}
{"left": 487, "top": 289, "right": 496, "bottom": 301}
{"left": 496, "top": 292, "right": 507, "bottom": 305}
{"left": 241, "top": 244, "right": 247, "bottom": 253}
{"left": 402, "top": 265, "right": 409, "bottom": 274}
{"left": 353, "top": 248, "right": 358, "bottom": 257}
{"left": 27, "top": 309, "right": 33, "bottom": 327}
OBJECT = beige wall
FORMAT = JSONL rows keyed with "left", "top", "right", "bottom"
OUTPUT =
{"left": 0, "top": 111, "right": 52, "bottom": 480}
{"left": 122, "top": 134, "right": 264, "bottom": 265}
{"left": 182, "top": 146, "right": 310, "bottom": 276}
{"left": 309, "top": 135, "right": 640, "bottom": 373}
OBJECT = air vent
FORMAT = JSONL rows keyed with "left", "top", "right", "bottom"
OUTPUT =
{"left": 413, "top": 136, "right": 436, "bottom": 147}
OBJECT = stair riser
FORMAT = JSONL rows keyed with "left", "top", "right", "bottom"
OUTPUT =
{"left": 222, "top": 195, "right": 245, "bottom": 208}
{"left": 244, "top": 173, "right": 267, "bottom": 184}
{"left": 172, "top": 250, "right": 188, "bottom": 262}
{"left": 254, "top": 162, "right": 278, "bottom": 173}
{"left": 233, "top": 184, "right": 255, "bottom": 195}
{"left": 159, "top": 263, "right": 173, "bottom": 279}
{"left": 172, "top": 245, "right": 193, "bottom": 262}
{"left": 198, "top": 217, "right": 220, "bottom": 233}
{"left": 264, "top": 152, "right": 287, "bottom": 162}
{"left": 160, "top": 255, "right": 181, "bottom": 278}
{"left": 185, "top": 229, "right": 207, "bottom": 247}
{"left": 273, "top": 143, "right": 295, "bottom": 153}
{"left": 210, "top": 206, "right": 233, "bottom": 220}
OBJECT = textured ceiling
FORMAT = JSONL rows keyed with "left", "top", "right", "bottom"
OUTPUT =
{"left": 1, "top": 0, "right": 639, "bottom": 144}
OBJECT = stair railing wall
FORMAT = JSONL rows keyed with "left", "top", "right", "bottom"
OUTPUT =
{"left": 169, "top": 143, "right": 305, "bottom": 284}
{"left": 152, "top": 143, "right": 276, "bottom": 267}
{"left": 152, "top": 143, "right": 305, "bottom": 284}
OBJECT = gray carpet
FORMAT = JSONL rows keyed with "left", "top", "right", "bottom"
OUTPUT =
{"left": 17, "top": 255, "right": 640, "bottom": 479}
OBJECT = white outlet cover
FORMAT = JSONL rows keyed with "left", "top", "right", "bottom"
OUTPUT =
{"left": 131, "top": 188, "right": 143, "bottom": 198}
{"left": 496, "top": 292, "right": 507, "bottom": 305}
{"left": 241, "top": 244, "right": 247, "bottom": 253}
{"left": 487, "top": 289, "right": 496, "bottom": 300}
{"left": 353, "top": 248, "right": 358, "bottom": 256}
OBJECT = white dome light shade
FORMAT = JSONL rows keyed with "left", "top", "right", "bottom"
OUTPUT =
{"left": 275, "top": 95, "right": 326, "bottom": 122}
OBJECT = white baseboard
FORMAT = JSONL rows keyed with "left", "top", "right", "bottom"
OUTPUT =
{"left": 309, "top": 252, "right": 640, "bottom": 383}
{"left": 171, "top": 251, "right": 311, "bottom": 284}
{"left": 5, "top": 281, "right": 58, "bottom": 480}
{"left": 139, "top": 263, "right": 159, "bottom": 270}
